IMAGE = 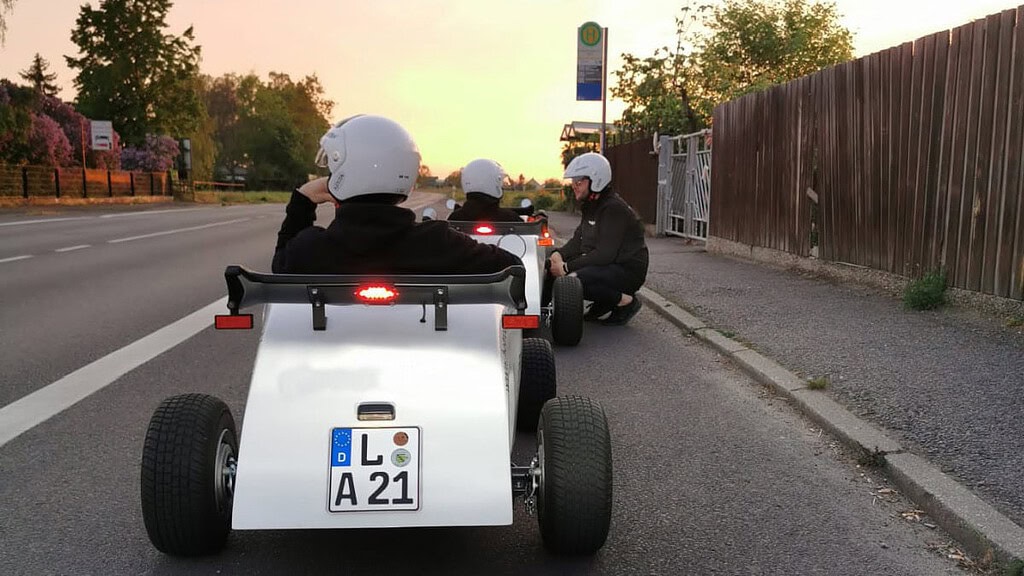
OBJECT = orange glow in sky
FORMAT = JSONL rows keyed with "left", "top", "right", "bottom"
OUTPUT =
{"left": 1, "top": 0, "right": 1020, "bottom": 181}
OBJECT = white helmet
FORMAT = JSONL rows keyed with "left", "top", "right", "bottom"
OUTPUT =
{"left": 315, "top": 115, "right": 421, "bottom": 202}
{"left": 563, "top": 152, "right": 612, "bottom": 192}
{"left": 460, "top": 158, "right": 506, "bottom": 199}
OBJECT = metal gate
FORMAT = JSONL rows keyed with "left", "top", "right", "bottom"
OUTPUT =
{"left": 656, "top": 130, "right": 711, "bottom": 240}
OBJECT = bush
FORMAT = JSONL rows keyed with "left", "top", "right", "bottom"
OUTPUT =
{"left": 903, "top": 271, "right": 947, "bottom": 310}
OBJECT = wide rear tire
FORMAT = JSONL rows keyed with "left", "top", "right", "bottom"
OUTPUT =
{"left": 518, "top": 338, "right": 557, "bottom": 431}
{"left": 536, "top": 395, "right": 613, "bottom": 555}
{"left": 141, "top": 394, "right": 237, "bottom": 556}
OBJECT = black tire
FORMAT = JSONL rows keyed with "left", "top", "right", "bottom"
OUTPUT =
{"left": 141, "top": 394, "right": 237, "bottom": 556}
{"left": 537, "top": 395, "right": 612, "bottom": 555}
{"left": 551, "top": 276, "right": 584, "bottom": 346}
{"left": 518, "top": 338, "right": 557, "bottom": 431}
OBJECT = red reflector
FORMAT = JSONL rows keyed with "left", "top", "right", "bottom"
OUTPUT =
{"left": 502, "top": 315, "right": 540, "bottom": 329}
{"left": 357, "top": 286, "right": 399, "bottom": 304}
{"left": 538, "top": 237, "right": 554, "bottom": 246}
{"left": 215, "top": 314, "right": 253, "bottom": 330}
{"left": 475, "top": 225, "right": 494, "bottom": 234}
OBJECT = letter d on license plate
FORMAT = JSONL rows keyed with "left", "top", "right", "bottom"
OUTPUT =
{"left": 328, "top": 427, "right": 420, "bottom": 512}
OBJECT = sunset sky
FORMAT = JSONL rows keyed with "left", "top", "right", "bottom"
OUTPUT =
{"left": 1, "top": 0, "right": 1021, "bottom": 181}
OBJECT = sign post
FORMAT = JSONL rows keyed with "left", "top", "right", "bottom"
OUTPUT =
{"left": 90, "top": 120, "right": 114, "bottom": 151}
{"left": 575, "top": 22, "right": 608, "bottom": 153}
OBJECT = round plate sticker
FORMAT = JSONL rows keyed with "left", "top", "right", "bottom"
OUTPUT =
{"left": 393, "top": 431, "right": 409, "bottom": 446}
{"left": 391, "top": 448, "right": 411, "bottom": 467}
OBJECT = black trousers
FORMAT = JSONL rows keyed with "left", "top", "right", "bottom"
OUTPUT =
{"left": 544, "top": 263, "right": 641, "bottom": 308}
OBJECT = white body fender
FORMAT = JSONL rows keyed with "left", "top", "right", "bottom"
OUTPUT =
{"left": 470, "top": 233, "right": 546, "bottom": 316}
{"left": 231, "top": 301, "right": 522, "bottom": 529}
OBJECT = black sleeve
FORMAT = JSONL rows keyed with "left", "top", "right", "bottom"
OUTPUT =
{"left": 444, "top": 227, "right": 523, "bottom": 273}
{"left": 555, "top": 224, "right": 583, "bottom": 261}
{"left": 272, "top": 190, "right": 317, "bottom": 273}
{"left": 565, "top": 204, "right": 629, "bottom": 272}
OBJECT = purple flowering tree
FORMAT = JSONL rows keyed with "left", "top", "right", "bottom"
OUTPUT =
{"left": 120, "top": 134, "right": 179, "bottom": 172}
{"left": 26, "top": 113, "right": 73, "bottom": 166}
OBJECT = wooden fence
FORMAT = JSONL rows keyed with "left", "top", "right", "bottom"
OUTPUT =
{"left": 605, "top": 136, "right": 659, "bottom": 224}
{"left": 711, "top": 5, "right": 1024, "bottom": 300}
{"left": 0, "top": 164, "right": 173, "bottom": 198}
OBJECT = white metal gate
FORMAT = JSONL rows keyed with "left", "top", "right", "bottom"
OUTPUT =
{"left": 656, "top": 130, "right": 711, "bottom": 240}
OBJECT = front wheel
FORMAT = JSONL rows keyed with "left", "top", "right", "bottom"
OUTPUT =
{"left": 536, "top": 395, "right": 612, "bottom": 555}
{"left": 141, "top": 394, "right": 237, "bottom": 556}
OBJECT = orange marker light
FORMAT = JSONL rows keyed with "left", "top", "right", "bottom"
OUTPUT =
{"left": 215, "top": 314, "right": 254, "bottom": 330}
{"left": 502, "top": 315, "right": 540, "bottom": 329}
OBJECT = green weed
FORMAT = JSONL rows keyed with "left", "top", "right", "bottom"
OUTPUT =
{"left": 903, "top": 270, "right": 947, "bottom": 310}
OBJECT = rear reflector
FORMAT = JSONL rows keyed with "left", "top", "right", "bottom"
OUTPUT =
{"left": 537, "top": 237, "right": 554, "bottom": 246}
{"left": 502, "top": 314, "right": 540, "bottom": 329}
{"left": 357, "top": 286, "right": 399, "bottom": 304}
{"left": 215, "top": 314, "right": 253, "bottom": 330}
{"left": 474, "top": 225, "right": 495, "bottom": 234}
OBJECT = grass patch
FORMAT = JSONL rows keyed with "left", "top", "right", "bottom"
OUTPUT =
{"left": 194, "top": 191, "right": 292, "bottom": 204}
{"left": 1003, "top": 559, "right": 1024, "bottom": 576}
{"left": 807, "top": 376, "right": 829, "bottom": 390}
{"left": 439, "top": 187, "right": 568, "bottom": 211}
{"left": 902, "top": 270, "right": 947, "bottom": 310}
{"left": 1007, "top": 315, "right": 1024, "bottom": 328}
{"left": 857, "top": 448, "right": 887, "bottom": 468}
{"left": 716, "top": 329, "right": 736, "bottom": 339}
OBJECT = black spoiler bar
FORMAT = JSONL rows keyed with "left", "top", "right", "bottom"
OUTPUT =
{"left": 223, "top": 265, "right": 528, "bottom": 331}
{"left": 446, "top": 217, "right": 546, "bottom": 237}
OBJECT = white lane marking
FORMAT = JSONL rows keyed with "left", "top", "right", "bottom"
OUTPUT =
{"left": 108, "top": 218, "right": 251, "bottom": 244}
{"left": 0, "top": 217, "right": 92, "bottom": 227}
{"left": 100, "top": 208, "right": 207, "bottom": 218}
{"left": 0, "top": 298, "right": 227, "bottom": 448}
{"left": 55, "top": 245, "right": 91, "bottom": 253}
{"left": 0, "top": 255, "right": 33, "bottom": 264}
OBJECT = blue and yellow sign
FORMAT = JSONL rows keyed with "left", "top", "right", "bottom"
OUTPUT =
{"left": 576, "top": 22, "right": 604, "bottom": 101}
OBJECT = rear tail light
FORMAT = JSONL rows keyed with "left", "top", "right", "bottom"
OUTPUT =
{"left": 474, "top": 225, "right": 495, "bottom": 235}
{"left": 215, "top": 314, "right": 253, "bottom": 330}
{"left": 502, "top": 314, "right": 540, "bottom": 329}
{"left": 538, "top": 224, "right": 554, "bottom": 246}
{"left": 356, "top": 286, "right": 399, "bottom": 304}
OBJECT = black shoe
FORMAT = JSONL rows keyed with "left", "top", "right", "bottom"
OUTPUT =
{"left": 584, "top": 302, "right": 614, "bottom": 322}
{"left": 601, "top": 298, "right": 642, "bottom": 326}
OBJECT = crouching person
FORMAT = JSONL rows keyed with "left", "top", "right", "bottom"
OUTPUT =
{"left": 548, "top": 152, "right": 649, "bottom": 325}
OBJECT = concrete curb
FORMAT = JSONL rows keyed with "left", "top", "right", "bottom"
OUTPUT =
{"left": 637, "top": 286, "right": 1024, "bottom": 570}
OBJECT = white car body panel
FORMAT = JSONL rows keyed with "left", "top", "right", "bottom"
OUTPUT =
{"left": 232, "top": 301, "right": 522, "bottom": 530}
{"left": 459, "top": 229, "right": 546, "bottom": 317}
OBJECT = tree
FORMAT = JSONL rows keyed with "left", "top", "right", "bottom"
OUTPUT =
{"left": 199, "top": 72, "right": 332, "bottom": 188}
{"left": 696, "top": 0, "right": 853, "bottom": 106}
{"left": 20, "top": 53, "right": 60, "bottom": 96}
{"left": 612, "top": 0, "right": 853, "bottom": 136}
{"left": 561, "top": 133, "right": 599, "bottom": 168}
{"left": 121, "top": 134, "right": 179, "bottom": 171}
{"left": 444, "top": 169, "right": 461, "bottom": 187}
{"left": 543, "top": 178, "right": 562, "bottom": 189}
{"left": 612, "top": 5, "right": 707, "bottom": 139}
{"left": 66, "top": 0, "right": 203, "bottom": 145}
{"left": 0, "top": 0, "right": 16, "bottom": 45}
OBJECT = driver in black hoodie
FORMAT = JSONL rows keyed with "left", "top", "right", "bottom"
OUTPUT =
{"left": 272, "top": 115, "right": 520, "bottom": 275}
{"left": 447, "top": 159, "right": 523, "bottom": 223}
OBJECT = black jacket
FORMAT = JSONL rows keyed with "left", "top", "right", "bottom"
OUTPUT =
{"left": 556, "top": 190, "right": 649, "bottom": 284}
{"left": 448, "top": 195, "right": 523, "bottom": 223}
{"left": 272, "top": 191, "right": 522, "bottom": 275}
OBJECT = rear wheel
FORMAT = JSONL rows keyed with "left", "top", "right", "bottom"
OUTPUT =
{"left": 536, "top": 395, "right": 612, "bottom": 555}
{"left": 141, "top": 394, "right": 237, "bottom": 556}
{"left": 551, "top": 276, "right": 584, "bottom": 346}
{"left": 518, "top": 338, "right": 557, "bottom": 431}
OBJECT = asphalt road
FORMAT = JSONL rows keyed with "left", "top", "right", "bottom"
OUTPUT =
{"left": 0, "top": 195, "right": 975, "bottom": 575}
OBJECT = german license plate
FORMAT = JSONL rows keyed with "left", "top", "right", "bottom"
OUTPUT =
{"left": 328, "top": 427, "right": 420, "bottom": 512}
